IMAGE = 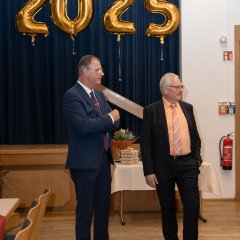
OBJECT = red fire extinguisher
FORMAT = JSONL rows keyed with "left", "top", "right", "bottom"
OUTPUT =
{"left": 219, "top": 133, "right": 234, "bottom": 170}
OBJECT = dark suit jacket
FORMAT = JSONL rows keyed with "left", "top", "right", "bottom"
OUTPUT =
{"left": 140, "top": 99, "right": 201, "bottom": 181}
{"left": 63, "top": 82, "right": 120, "bottom": 169}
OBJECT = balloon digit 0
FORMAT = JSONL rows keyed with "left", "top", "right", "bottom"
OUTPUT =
{"left": 50, "top": 0, "right": 93, "bottom": 37}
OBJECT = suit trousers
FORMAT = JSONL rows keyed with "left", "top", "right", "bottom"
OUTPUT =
{"left": 70, "top": 152, "right": 111, "bottom": 240}
{"left": 156, "top": 155, "right": 199, "bottom": 240}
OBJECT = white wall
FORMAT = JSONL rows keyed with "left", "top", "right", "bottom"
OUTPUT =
{"left": 181, "top": 0, "right": 240, "bottom": 198}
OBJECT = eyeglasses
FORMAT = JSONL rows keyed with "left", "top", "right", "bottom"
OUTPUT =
{"left": 86, "top": 67, "right": 104, "bottom": 73}
{"left": 166, "top": 85, "right": 185, "bottom": 90}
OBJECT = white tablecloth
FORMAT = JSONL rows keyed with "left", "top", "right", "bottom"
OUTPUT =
{"left": 0, "top": 198, "right": 20, "bottom": 217}
{"left": 111, "top": 161, "right": 222, "bottom": 197}
{"left": 0, "top": 198, "right": 20, "bottom": 232}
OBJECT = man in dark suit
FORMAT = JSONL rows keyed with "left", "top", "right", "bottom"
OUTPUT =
{"left": 140, "top": 73, "right": 202, "bottom": 240}
{"left": 63, "top": 55, "right": 120, "bottom": 240}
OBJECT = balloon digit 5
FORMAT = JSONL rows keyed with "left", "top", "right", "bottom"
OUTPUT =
{"left": 144, "top": 0, "right": 180, "bottom": 41}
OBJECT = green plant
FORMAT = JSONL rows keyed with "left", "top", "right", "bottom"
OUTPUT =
{"left": 113, "top": 129, "right": 138, "bottom": 141}
{"left": 0, "top": 169, "right": 8, "bottom": 191}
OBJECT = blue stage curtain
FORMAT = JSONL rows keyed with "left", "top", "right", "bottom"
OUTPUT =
{"left": 0, "top": 0, "right": 179, "bottom": 144}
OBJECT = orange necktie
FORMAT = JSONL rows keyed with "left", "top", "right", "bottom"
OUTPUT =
{"left": 171, "top": 104, "right": 183, "bottom": 156}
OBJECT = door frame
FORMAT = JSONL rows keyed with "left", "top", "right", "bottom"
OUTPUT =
{"left": 235, "top": 25, "right": 240, "bottom": 199}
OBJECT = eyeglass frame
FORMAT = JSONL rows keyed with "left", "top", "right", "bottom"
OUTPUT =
{"left": 86, "top": 67, "right": 104, "bottom": 73}
{"left": 166, "top": 85, "right": 185, "bottom": 90}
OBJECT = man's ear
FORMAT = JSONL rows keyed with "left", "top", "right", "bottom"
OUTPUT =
{"left": 83, "top": 68, "right": 89, "bottom": 76}
{"left": 163, "top": 86, "right": 168, "bottom": 95}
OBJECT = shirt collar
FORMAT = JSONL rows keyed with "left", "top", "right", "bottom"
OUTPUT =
{"left": 162, "top": 96, "right": 179, "bottom": 108}
{"left": 77, "top": 80, "right": 93, "bottom": 96}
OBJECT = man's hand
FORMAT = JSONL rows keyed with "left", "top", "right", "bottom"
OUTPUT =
{"left": 145, "top": 174, "right": 159, "bottom": 188}
{"left": 109, "top": 109, "right": 120, "bottom": 122}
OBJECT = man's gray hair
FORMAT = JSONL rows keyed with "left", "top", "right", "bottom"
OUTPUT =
{"left": 159, "top": 73, "right": 180, "bottom": 94}
{"left": 78, "top": 55, "right": 100, "bottom": 76}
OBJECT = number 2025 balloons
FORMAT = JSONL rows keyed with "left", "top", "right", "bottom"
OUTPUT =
{"left": 15, "top": 0, "right": 180, "bottom": 45}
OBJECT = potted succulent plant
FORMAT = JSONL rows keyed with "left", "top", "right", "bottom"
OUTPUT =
{"left": 112, "top": 129, "right": 138, "bottom": 160}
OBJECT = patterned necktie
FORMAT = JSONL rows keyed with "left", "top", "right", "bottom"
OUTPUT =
{"left": 171, "top": 104, "right": 183, "bottom": 156}
{"left": 90, "top": 91, "right": 109, "bottom": 151}
{"left": 90, "top": 91, "right": 101, "bottom": 116}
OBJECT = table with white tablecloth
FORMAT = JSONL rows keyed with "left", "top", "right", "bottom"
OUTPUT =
{"left": 111, "top": 161, "right": 222, "bottom": 224}
{"left": 0, "top": 198, "right": 20, "bottom": 238}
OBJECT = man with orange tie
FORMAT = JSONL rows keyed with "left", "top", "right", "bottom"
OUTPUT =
{"left": 140, "top": 73, "right": 202, "bottom": 240}
{"left": 63, "top": 55, "right": 120, "bottom": 240}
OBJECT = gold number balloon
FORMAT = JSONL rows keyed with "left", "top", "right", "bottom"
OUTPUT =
{"left": 103, "top": 0, "right": 136, "bottom": 40}
{"left": 16, "top": 0, "right": 49, "bottom": 44}
{"left": 144, "top": 0, "right": 180, "bottom": 43}
{"left": 50, "top": 0, "right": 93, "bottom": 37}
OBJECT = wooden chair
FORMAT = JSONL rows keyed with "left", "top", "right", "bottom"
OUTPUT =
{"left": 14, "top": 218, "right": 33, "bottom": 240}
{"left": 5, "top": 218, "right": 33, "bottom": 240}
{"left": 30, "top": 188, "right": 51, "bottom": 240}
{"left": 26, "top": 199, "right": 41, "bottom": 240}
{"left": 5, "top": 189, "right": 51, "bottom": 240}
{"left": 4, "top": 200, "right": 40, "bottom": 240}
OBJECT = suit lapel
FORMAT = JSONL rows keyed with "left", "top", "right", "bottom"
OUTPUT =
{"left": 158, "top": 99, "right": 169, "bottom": 142}
{"left": 179, "top": 101, "right": 194, "bottom": 133}
{"left": 75, "top": 84, "right": 107, "bottom": 118}
{"left": 75, "top": 83, "right": 96, "bottom": 109}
